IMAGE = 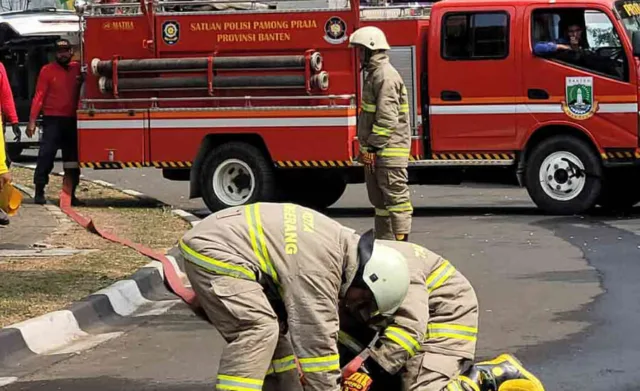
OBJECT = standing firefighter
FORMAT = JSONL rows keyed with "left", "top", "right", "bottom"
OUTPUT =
{"left": 178, "top": 202, "right": 411, "bottom": 391}
{"left": 27, "top": 39, "right": 82, "bottom": 205}
{"left": 350, "top": 26, "right": 413, "bottom": 241}
{"left": 339, "top": 239, "right": 545, "bottom": 391}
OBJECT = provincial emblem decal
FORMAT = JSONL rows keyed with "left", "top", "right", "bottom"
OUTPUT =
{"left": 162, "top": 21, "right": 180, "bottom": 45}
{"left": 324, "top": 16, "right": 348, "bottom": 44}
{"left": 562, "top": 76, "right": 598, "bottom": 120}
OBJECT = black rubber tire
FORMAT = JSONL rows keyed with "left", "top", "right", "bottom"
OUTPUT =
{"left": 597, "top": 168, "right": 640, "bottom": 211}
{"left": 6, "top": 145, "right": 23, "bottom": 161}
{"left": 525, "top": 135, "right": 602, "bottom": 215}
{"left": 199, "top": 142, "right": 275, "bottom": 212}
{"left": 278, "top": 172, "right": 347, "bottom": 210}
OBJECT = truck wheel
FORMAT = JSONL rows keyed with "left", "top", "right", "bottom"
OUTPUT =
{"left": 7, "top": 145, "right": 23, "bottom": 161}
{"left": 200, "top": 142, "right": 275, "bottom": 212}
{"left": 279, "top": 172, "right": 347, "bottom": 210}
{"left": 525, "top": 135, "right": 602, "bottom": 215}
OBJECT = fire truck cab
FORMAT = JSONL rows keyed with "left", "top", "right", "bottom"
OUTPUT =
{"left": 74, "top": 0, "right": 640, "bottom": 214}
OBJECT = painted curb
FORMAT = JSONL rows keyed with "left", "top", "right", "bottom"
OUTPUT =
{"left": 1, "top": 169, "right": 200, "bottom": 380}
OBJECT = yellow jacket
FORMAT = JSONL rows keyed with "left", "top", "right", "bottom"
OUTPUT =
{"left": 0, "top": 128, "right": 7, "bottom": 175}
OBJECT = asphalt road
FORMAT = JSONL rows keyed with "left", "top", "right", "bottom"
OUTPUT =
{"left": 6, "top": 153, "right": 640, "bottom": 390}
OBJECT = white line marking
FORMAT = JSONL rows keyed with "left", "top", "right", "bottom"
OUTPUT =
{"left": 49, "top": 332, "right": 123, "bottom": 355}
{"left": 430, "top": 103, "right": 638, "bottom": 115}
{"left": 122, "top": 189, "right": 145, "bottom": 197}
{"left": 78, "top": 116, "right": 357, "bottom": 129}
{"left": 92, "top": 179, "right": 114, "bottom": 187}
{"left": 599, "top": 103, "right": 638, "bottom": 113}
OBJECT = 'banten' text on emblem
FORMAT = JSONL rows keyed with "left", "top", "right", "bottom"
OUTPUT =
{"left": 562, "top": 76, "right": 598, "bottom": 120}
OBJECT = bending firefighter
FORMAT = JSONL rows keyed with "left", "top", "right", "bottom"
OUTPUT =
{"left": 178, "top": 202, "right": 411, "bottom": 391}
{"left": 339, "top": 234, "right": 545, "bottom": 391}
{"left": 351, "top": 26, "right": 413, "bottom": 241}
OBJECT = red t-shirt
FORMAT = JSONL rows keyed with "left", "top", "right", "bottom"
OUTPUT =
{"left": 0, "top": 62, "right": 18, "bottom": 124}
{"left": 30, "top": 61, "right": 81, "bottom": 121}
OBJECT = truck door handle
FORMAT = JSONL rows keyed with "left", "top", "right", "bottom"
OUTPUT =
{"left": 441, "top": 90, "right": 462, "bottom": 101}
{"left": 528, "top": 89, "right": 549, "bottom": 100}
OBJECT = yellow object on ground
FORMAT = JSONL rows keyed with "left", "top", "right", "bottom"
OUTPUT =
{"left": 0, "top": 182, "right": 23, "bottom": 216}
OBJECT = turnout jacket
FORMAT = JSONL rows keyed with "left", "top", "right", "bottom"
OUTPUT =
{"left": 367, "top": 241, "right": 479, "bottom": 374}
{"left": 179, "top": 202, "right": 361, "bottom": 391}
{"left": 357, "top": 52, "right": 412, "bottom": 168}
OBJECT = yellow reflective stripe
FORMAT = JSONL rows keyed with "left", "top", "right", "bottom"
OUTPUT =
{"left": 446, "top": 381, "right": 464, "bottom": 391}
{"left": 372, "top": 124, "right": 391, "bottom": 137}
{"left": 459, "top": 376, "right": 481, "bottom": 391}
{"left": 399, "top": 103, "right": 409, "bottom": 113}
{"left": 299, "top": 354, "right": 340, "bottom": 373}
{"left": 338, "top": 330, "right": 365, "bottom": 352}
{"left": 427, "top": 323, "right": 478, "bottom": 342}
{"left": 426, "top": 260, "right": 455, "bottom": 293}
{"left": 385, "top": 326, "right": 421, "bottom": 357}
{"left": 272, "top": 355, "right": 297, "bottom": 373}
{"left": 179, "top": 239, "right": 256, "bottom": 280}
{"left": 246, "top": 204, "right": 279, "bottom": 284}
{"left": 401, "top": 86, "right": 408, "bottom": 95}
{"left": 378, "top": 147, "right": 410, "bottom": 157}
{"left": 375, "top": 208, "right": 390, "bottom": 217}
{"left": 216, "top": 374, "right": 263, "bottom": 391}
{"left": 361, "top": 101, "right": 376, "bottom": 113}
{"left": 387, "top": 202, "right": 413, "bottom": 212}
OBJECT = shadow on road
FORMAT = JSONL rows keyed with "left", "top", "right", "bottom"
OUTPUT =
{"left": 1, "top": 377, "right": 212, "bottom": 391}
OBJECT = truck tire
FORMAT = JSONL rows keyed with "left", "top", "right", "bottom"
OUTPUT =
{"left": 199, "top": 142, "right": 275, "bottom": 212}
{"left": 279, "top": 172, "right": 347, "bottom": 210}
{"left": 525, "top": 135, "right": 602, "bottom": 215}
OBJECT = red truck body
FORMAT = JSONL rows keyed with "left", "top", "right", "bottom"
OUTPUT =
{"left": 73, "top": 0, "right": 640, "bottom": 213}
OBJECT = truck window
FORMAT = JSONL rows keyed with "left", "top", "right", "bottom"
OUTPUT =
{"left": 441, "top": 12, "right": 509, "bottom": 60}
{"left": 531, "top": 9, "right": 627, "bottom": 80}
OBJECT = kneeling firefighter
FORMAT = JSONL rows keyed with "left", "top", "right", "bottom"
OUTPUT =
{"left": 350, "top": 26, "right": 413, "bottom": 242}
{"left": 339, "top": 232, "right": 546, "bottom": 391}
{"left": 178, "top": 202, "right": 411, "bottom": 391}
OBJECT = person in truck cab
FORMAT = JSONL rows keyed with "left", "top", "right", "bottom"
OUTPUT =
{"left": 339, "top": 236, "right": 546, "bottom": 391}
{"left": 26, "top": 39, "right": 83, "bottom": 206}
{"left": 349, "top": 26, "right": 413, "bottom": 242}
{"left": 533, "top": 22, "right": 587, "bottom": 56}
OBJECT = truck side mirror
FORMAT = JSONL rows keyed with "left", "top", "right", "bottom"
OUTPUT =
{"left": 633, "top": 31, "right": 640, "bottom": 57}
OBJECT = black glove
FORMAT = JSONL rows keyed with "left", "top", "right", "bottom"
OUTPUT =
{"left": 11, "top": 123, "right": 21, "bottom": 142}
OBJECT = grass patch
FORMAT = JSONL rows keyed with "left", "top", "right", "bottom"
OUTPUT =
{"left": 1, "top": 166, "right": 190, "bottom": 327}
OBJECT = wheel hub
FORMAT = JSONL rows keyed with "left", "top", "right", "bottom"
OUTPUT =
{"left": 539, "top": 151, "right": 586, "bottom": 201}
{"left": 213, "top": 159, "right": 256, "bottom": 206}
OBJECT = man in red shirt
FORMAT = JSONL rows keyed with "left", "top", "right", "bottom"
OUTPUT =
{"left": 1, "top": 61, "right": 22, "bottom": 225}
{"left": 26, "top": 39, "right": 82, "bottom": 205}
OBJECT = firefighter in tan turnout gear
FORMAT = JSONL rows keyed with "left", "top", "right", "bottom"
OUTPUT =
{"left": 178, "top": 202, "right": 411, "bottom": 391}
{"left": 351, "top": 26, "right": 413, "bottom": 242}
{"left": 339, "top": 234, "right": 546, "bottom": 391}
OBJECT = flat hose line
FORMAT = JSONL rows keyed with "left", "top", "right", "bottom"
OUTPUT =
{"left": 58, "top": 177, "right": 198, "bottom": 306}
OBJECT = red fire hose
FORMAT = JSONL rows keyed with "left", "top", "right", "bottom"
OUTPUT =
{"left": 58, "top": 176, "right": 197, "bottom": 306}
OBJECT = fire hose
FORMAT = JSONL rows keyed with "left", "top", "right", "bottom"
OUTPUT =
{"left": 58, "top": 175, "right": 197, "bottom": 306}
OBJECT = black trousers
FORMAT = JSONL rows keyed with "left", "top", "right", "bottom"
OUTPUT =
{"left": 33, "top": 116, "right": 80, "bottom": 187}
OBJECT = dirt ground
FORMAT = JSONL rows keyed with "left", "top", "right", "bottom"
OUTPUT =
{"left": 0, "top": 167, "right": 189, "bottom": 327}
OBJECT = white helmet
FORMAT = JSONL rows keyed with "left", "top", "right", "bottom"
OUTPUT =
{"left": 348, "top": 26, "right": 390, "bottom": 51}
{"left": 356, "top": 230, "right": 410, "bottom": 316}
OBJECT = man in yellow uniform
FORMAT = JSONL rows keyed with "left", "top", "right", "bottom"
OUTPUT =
{"left": 178, "top": 202, "right": 411, "bottom": 391}
{"left": 350, "top": 26, "right": 413, "bottom": 241}
{"left": 338, "top": 237, "right": 545, "bottom": 391}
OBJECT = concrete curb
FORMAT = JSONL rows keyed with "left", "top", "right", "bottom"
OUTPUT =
{"left": 0, "top": 262, "right": 178, "bottom": 365}
{"left": 1, "top": 167, "right": 200, "bottom": 383}
{"left": 12, "top": 163, "right": 202, "bottom": 228}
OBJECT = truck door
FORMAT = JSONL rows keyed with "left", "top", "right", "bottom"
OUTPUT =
{"left": 428, "top": 6, "right": 519, "bottom": 152}
{"left": 522, "top": 5, "right": 637, "bottom": 150}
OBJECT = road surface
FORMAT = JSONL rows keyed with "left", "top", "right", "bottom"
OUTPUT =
{"left": 5, "top": 155, "right": 640, "bottom": 390}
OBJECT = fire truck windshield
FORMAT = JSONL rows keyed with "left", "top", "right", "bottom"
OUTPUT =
{"left": 615, "top": 0, "right": 640, "bottom": 39}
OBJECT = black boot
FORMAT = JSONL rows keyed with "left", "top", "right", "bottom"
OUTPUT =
{"left": 0, "top": 209, "right": 9, "bottom": 226}
{"left": 34, "top": 184, "right": 46, "bottom": 205}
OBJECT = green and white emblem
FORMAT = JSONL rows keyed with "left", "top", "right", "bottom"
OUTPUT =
{"left": 562, "top": 76, "right": 598, "bottom": 120}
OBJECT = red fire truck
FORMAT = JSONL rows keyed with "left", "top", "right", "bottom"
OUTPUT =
{"left": 71, "top": 0, "right": 640, "bottom": 214}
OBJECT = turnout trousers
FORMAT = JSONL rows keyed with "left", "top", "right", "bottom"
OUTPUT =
{"left": 184, "top": 258, "right": 303, "bottom": 391}
{"left": 365, "top": 166, "right": 412, "bottom": 239}
{"left": 33, "top": 116, "right": 80, "bottom": 188}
